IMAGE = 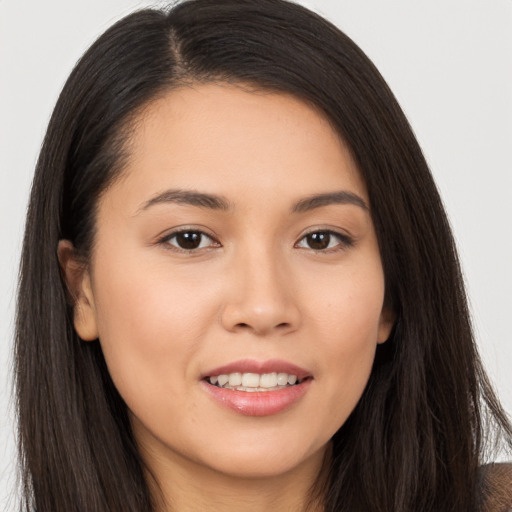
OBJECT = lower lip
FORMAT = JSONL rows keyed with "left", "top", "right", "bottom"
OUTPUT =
{"left": 201, "top": 379, "right": 312, "bottom": 417}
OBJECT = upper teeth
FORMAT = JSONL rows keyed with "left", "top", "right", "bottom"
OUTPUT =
{"left": 209, "top": 372, "right": 299, "bottom": 389}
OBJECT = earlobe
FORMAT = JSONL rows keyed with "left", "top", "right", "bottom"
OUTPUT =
{"left": 57, "top": 240, "right": 99, "bottom": 341}
{"left": 377, "top": 307, "right": 396, "bottom": 344}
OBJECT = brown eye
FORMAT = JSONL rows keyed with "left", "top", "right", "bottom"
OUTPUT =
{"left": 164, "top": 230, "right": 217, "bottom": 251}
{"left": 305, "top": 232, "right": 331, "bottom": 250}
{"left": 175, "top": 232, "right": 202, "bottom": 249}
{"left": 296, "top": 230, "right": 352, "bottom": 251}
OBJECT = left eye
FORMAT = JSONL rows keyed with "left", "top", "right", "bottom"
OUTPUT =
{"left": 163, "top": 230, "right": 217, "bottom": 251}
{"left": 296, "top": 231, "right": 349, "bottom": 251}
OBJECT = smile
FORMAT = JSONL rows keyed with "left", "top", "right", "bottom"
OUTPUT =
{"left": 201, "top": 360, "right": 312, "bottom": 416}
{"left": 207, "top": 372, "right": 302, "bottom": 391}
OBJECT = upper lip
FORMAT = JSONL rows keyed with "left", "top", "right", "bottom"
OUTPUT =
{"left": 201, "top": 359, "right": 311, "bottom": 380}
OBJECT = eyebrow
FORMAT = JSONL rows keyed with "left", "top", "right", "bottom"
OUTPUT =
{"left": 137, "top": 188, "right": 368, "bottom": 214}
{"left": 291, "top": 191, "right": 369, "bottom": 213}
{"left": 138, "top": 189, "right": 233, "bottom": 213}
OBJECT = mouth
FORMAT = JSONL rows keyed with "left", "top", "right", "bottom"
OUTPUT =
{"left": 201, "top": 360, "right": 313, "bottom": 416}
{"left": 205, "top": 372, "right": 306, "bottom": 392}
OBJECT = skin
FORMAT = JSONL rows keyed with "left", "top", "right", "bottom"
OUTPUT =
{"left": 60, "top": 83, "right": 394, "bottom": 512}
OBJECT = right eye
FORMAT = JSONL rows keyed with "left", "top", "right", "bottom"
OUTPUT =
{"left": 160, "top": 230, "right": 220, "bottom": 252}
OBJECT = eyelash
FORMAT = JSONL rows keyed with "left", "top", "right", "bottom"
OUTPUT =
{"left": 158, "top": 228, "right": 353, "bottom": 254}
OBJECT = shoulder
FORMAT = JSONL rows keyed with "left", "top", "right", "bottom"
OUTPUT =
{"left": 478, "top": 462, "right": 512, "bottom": 512}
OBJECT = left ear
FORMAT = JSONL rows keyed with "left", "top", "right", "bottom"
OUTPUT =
{"left": 377, "top": 307, "right": 396, "bottom": 344}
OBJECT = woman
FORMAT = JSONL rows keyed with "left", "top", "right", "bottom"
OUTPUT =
{"left": 14, "top": 0, "right": 511, "bottom": 510}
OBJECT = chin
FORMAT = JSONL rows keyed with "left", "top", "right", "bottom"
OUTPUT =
{"left": 192, "top": 436, "right": 328, "bottom": 480}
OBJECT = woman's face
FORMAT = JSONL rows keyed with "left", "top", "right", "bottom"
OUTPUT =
{"left": 65, "top": 84, "right": 393, "bottom": 480}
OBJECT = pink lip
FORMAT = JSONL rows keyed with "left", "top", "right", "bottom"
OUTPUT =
{"left": 200, "top": 359, "right": 313, "bottom": 417}
{"left": 201, "top": 358, "right": 311, "bottom": 380}
{"left": 201, "top": 379, "right": 312, "bottom": 416}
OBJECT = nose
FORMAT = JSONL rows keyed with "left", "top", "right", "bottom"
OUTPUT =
{"left": 220, "top": 247, "right": 301, "bottom": 337}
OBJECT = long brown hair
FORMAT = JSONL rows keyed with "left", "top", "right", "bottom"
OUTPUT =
{"left": 15, "top": 1, "right": 511, "bottom": 510}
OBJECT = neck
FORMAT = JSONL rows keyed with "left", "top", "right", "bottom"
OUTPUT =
{"left": 142, "top": 442, "right": 330, "bottom": 512}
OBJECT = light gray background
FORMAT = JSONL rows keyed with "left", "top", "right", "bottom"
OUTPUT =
{"left": 1, "top": 0, "right": 511, "bottom": 509}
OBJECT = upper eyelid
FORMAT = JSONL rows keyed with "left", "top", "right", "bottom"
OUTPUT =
{"left": 297, "top": 227, "right": 353, "bottom": 242}
{"left": 299, "top": 227, "right": 349, "bottom": 237}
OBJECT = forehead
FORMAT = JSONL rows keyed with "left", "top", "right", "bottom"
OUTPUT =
{"left": 106, "top": 83, "right": 368, "bottom": 212}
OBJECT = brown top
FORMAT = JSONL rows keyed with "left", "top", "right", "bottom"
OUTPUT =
{"left": 479, "top": 463, "right": 512, "bottom": 512}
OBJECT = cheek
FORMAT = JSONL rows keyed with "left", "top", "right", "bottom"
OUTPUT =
{"left": 305, "top": 264, "right": 385, "bottom": 424}
{"left": 90, "top": 253, "right": 219, "bottom": 399}
{"left": 308, "top": 258, "right": 385, "bottom": 345}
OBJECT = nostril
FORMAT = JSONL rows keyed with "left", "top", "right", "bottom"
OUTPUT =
{"left": 233, "top": 321, "right": 291, "bottom": 333}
